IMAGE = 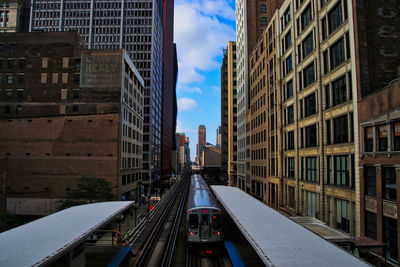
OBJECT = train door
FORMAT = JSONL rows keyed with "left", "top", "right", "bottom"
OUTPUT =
{"left": 199, "top": 214, "right": 210, "bottom": 240}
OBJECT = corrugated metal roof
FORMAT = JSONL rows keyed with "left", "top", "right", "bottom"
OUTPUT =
{"left": 0, "top": 201, "right": 134, "bottom": 267}
{"left": 211, "top": 186, "right": 370, "bottom": 267}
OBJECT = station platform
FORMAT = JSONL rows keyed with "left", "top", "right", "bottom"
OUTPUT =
{"left": 211, "top": 185, "right": 370, "bottom": 267}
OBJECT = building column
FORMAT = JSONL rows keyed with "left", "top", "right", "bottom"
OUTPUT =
{"left": 376, "top": 166, "right": 383, "bottom": 243}
{"left": 359, "top": 165, "right": 365, "bottom": 236}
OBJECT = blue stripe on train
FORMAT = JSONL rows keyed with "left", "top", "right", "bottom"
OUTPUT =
{"left": 224, "top": 240, "right": 245, "bottom": 267}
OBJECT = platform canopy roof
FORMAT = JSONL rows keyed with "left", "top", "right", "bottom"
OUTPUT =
{"left": 0, "top": 201, "right": 134, "bottom": 267}
{"left": 211, "top": 186, "right": 370, "bottom": 267}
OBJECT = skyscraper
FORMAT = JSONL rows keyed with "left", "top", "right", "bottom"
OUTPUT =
{"left": 196, "top": 125, "right": 206, "bottom": 166}
{"left": 28, "top": 0, "right": 164, "bottom": 191}
{"left": 216, "top": 126, "right": 221, "bottom": 148}
{"left": 161, "top": 0, "right": 178, "bottom": 179}
{"left": 235, "top": 0, "right": 269, "bottom": 191}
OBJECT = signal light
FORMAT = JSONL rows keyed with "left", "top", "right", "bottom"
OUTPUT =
{"left": 217, "top": 232, "right": 221, "bottom": 235}
{"left": 205, "top": 250, "right": 213, "bottom": 254}
{"left": 212, "top": 215, "right": 216, "bottom": 219}
{"left": 190, "top": 232, "right": 194, "bottom": 235}
{"left": 218, "top": 210, "right": 221, "bottom": 213}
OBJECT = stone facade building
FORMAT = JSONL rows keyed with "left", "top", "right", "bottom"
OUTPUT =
{"left": 0, "top": 32, "right": 144, "bottom": 215}
{"left": 0, "top": 0, "right": 21, "bottom": 33}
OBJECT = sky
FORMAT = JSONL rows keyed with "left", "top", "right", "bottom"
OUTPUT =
{"left": 174, "top": 0, "right": 236, "bottom": 161}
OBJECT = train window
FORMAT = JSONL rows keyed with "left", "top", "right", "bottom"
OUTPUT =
{"left": 212, "top": 215, "right": 221, "bottom": 229}
{"left": 189, "top": 214, "right": 198, "bottom": 228}
{"left": 201, "top": 215, "right": 209, "bottom": 226}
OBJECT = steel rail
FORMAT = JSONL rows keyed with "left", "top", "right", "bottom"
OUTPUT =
{"left": 160, "top": 179, "right": 189, "bottom": 267}
{"left": 133, "top": 181, "right": 185, "bottom": 266}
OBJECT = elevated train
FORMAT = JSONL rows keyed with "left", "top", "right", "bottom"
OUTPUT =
{"left": 187, "top": 174, "right": 223, "bottom": 245}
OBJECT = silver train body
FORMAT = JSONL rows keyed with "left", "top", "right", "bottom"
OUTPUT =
{"left": 187, "top": 174, "right": 223, "bottom": 244}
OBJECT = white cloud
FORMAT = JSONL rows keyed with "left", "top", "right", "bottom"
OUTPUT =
{"left": 177, "top": 86, "right": 202, "bottom": 94}
{"left": 174, "top": 1, "right": 236, "bottom": 85}
{"left": 178, "top": 97, "right": 198, "bottom": 111}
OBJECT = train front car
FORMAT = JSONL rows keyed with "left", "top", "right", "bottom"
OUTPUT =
{"left": 187, "top": 174, "right": 223, "bottom": 245}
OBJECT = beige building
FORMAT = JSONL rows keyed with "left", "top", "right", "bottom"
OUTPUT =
{"left": 0, "top": 1, "right": 21, "bottom": 32}
{"left": 246, "top": 0, "right": 359, "bottom": 237}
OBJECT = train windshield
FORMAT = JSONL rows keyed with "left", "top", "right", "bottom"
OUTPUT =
{"left": 212, "top": 214, "right": 221, "bottom": 229}
{"left": 189, "top": 214, "right": 198, "bottom": 228}
{"left": 201, "top": 214, "right": 209, "bottom": 226}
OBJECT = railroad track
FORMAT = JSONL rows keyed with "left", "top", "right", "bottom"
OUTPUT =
{"left": 130, "top": 179, "right": 189, "bottom": 267}
{"left": 186, "top": 248, "right": 231, "bottom": 267}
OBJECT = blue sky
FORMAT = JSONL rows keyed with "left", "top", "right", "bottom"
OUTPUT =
{"left": 174, "top": 0, "right": 236, "bottom": 161}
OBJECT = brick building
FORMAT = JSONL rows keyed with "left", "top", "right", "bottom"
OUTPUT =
{"left": 0, "top": 32, "right": 144, "bottom": 215}
{"left": 353, "top": 0, "right": 400, "bottom": 264}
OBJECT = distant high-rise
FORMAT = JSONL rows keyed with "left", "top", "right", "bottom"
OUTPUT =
{"left": 216, "top": 126, "right": 221, "bottom": 148}
{"left": 196, "top": 125, "right": 206, "bottom": 166}
{"left": 221, "top": 41, "right": 238, "bottom": 187}
{"left": 28, "top": 0, "right": 164, "bottom": 190}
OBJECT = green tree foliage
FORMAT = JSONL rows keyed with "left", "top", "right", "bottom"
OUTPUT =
{"left": 57, "top": 177, "right": 115, "bottom": 210}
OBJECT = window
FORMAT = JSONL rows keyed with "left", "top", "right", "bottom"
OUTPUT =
{"left": 188, "top": 214, "right": 198, "bottom": 228}
{"left": 288, "top": 186, "right": 295, "bottom": 208}
{"left": 334, "top": 155, "right": 349, "bottom": 186}
{"left": 303, "top": 62, "right": 315, "bottom": 88}
{"left": 282, "top": 6, "right": 291, "bottom": 30}
{"left": 334, "top": 115, "right": 348, "bottom": 143}
{"left": 287, "top": 105, "right": 294, "bottom": 124}
{"left": 17, "top": 89, "right": 23, "bottom": 101}
{"left": 325, "top": 85, "right": 330, "bottom": 109}
{"left": 285, "top": 55, "right": 292, "bottom": 75}
{"left": 19, "top": 59, "right": 26, "bottom": 69}
{"left": 365, "top": 127, "right": 373, "bottom": 152}
{"left": 9, "top": 43, "right": 15, "bottom": 54}
{"left": 306, "top": 157, "right": 317, "bottom": 182}
{"left": 300, "top": 4, "right": 312, "bottom": 31}
{"left": 286, "top": 80, "right": 293, "bottom": 99}
{"left": 393, "top": 121, "right": 400, "bottom": 151}
{"left": 306, "top": 191, "right": 318, "bottom": 217}
{"left": 73, "top": 89, "right": 80, "bottom": 99}
{"left": 378, "top": 125, "right": 388, "bottom": 151}
{"left": 326, "top": 120, "right": 331, "bottom": 145}
{"left": 284, "top": 30, "right": 292, "bottom": 51}
{"left": 17, "top": 74, "right": 24, "bottom": 84}
{"left": 327, "top": 156, "right": 333, "bottom": 184}
{"left": 383, "top": 167, "right": 396, "bottom": 201}
{"left": 73, "top": 73, "right": 80, "bottom": 84}
{"left": 332, "top": 75, "right": 347, "bottom": 106}
{"left": 7, "top": 74, "right": 13, "bottom": 85}
{"left": 7, "top": 59, "right": 13, "bottom": 69}
{"left": 302, "top": 32, "right": 314, "bottom": 59}
{"left": 365, "top": 211, "right": 377, "bottom": 240}
{"left": 288, "top": 157, "right": 295, "bottom": 177}
{"left": 72, "top": 105, "right": 79, "bottom": 112}
{"left": 384, "top": 216, "right": 398, "bottom": 262}
{"left": 364, "top": 166, "right": 376, "bottom": 197}
{"left": 336, "top": 199, "right": 350, "bottom": 233}
{"left": 321, "top": 17, "right": 327, "bottom": 40}
{"left": 261, "top": 17, "right": 267, "bottom": 26}
{"left": 323, "top": 50, "right": 329, "bottom": 74}
{"left": 328, "top": 1, "right": 343, "bottom": 34}
{"left": 305, "top": 93, "right": 316, "bottom": 117}
{"left": 260, "top": 4, "right": 266, "bottom": 13}
{"left": 330, "top": 37, "right": 345, "bottom": 69}
{"left": 305, "top": 124, "right": 317, "bottom": 147}
{"left": 288, "top": 131, "right": 294, "bottom": 150}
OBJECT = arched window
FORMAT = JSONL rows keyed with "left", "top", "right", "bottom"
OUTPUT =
{"left": 260, "top": 4, "right": 266, "bottom": 13}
